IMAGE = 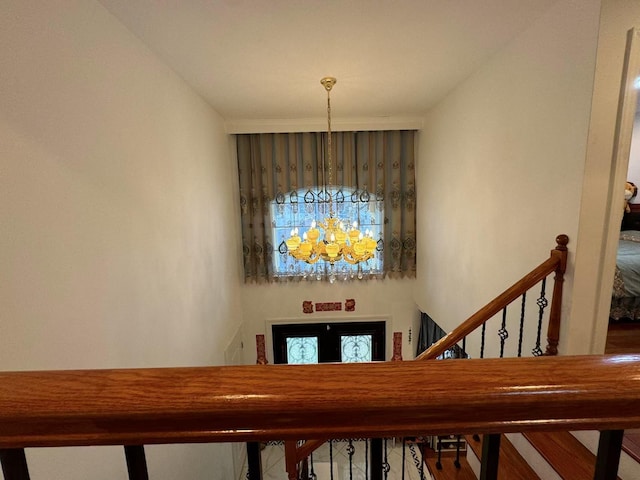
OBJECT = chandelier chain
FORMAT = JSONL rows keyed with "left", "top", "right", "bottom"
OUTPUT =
{"left": 326, "top": 82, "right": 334, "bottom": 217}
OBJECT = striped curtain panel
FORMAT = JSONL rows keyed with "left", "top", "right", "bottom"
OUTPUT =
{"left": 236, "top": 130, "right": 416, "bottom": 283}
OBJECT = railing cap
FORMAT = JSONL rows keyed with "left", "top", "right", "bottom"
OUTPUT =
{"left": 0, "top": 354, "right": 639, "bottom": 447}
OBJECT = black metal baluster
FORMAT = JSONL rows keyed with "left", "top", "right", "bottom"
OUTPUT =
{"left": 124, "top": 445, "right": 149, "bottom": 480}
{"left": 498, "top": 307, "right": 508, "bottom": 358}
{"left": 329, "top": 439, "right": 334, "bottom": 480}
{"left": 533, "top": 278, "right": 548, "bottom": 356}
{"left": 401, "top": 438, "right": 406, "bottom": 480}
{"left": 310, "top": 452, "right": 316, "bottom": 480}
{"left": 462, "top": 336, "right": 467, "bottom": 358}
{"left": 594, "top": 430, "right": 624, "bottom": 480}
{"left": 0, "top": 448, "right": 30, "bottom": 480}
{"left": 517, "top": 292, "right": 526, "bottom": 357}
{"left": 454, "top": 435, "right": 462, "bottom": 468}
{"left": 480, "top": 323, "right": 487, "bottom": 358}
{"left": 246, "top": 442, "right": 263, "bottom": 480}
{"left": 365, "top": 439, "right": 369, "bottom": 480}
{"left": 383, "top": 438, "right": 390, "bottom": 480}
{"left": 479, "top": 434, "right": 501, "bottom": 480}
{"left": 371, "top": 438, "right": 382, "bottom": 480}
{"left": 347, "top": 439, "right": 354, "bottom": 480}
{"left": 435, "top": 436, "right": 442, "bottom": 470}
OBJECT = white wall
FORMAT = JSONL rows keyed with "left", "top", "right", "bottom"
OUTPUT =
{"left": 242, "top": 279, "right": 419, "bottom": 364}
{"left": 0, "top": 1, "right": 242, "bottom": 479}
{"left": 573, "top": 0, "right": 640, "bottom": 354}
{"left": 414, "top": 0, "right": 600, "bottom": 357}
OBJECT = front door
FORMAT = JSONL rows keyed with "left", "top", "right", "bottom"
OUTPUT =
{"left": 272, "top": 321, "right": 385, "bottom": 364}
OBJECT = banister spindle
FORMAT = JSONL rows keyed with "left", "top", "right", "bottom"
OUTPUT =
{"left": 401, "top": 438, "right": 406, "bottom": 480}
{"left": 0, "top": 449, "right": 30, "bottom": 480}
{"left": 498, "top": 307, "right": 508, "bottom": 358}
{"left": 124, "top": 445, "right": 148, "bottom": 480}
{"left": 454, "top": 435, "right": 462, "bottom": 468}
{"left": 479, "top": 434, "right": 501, "bottom": 480}
{"left": 517, "top": 292, "right": 526, "bottom": 357}
{"left": 594, "top": 430, "right": 624, "bottom": 480}
{"left": 246, "top": 442, "right": 263, "bottom": 480}
{"left": 532, "top": 277, "right": 547, "bottom": 357}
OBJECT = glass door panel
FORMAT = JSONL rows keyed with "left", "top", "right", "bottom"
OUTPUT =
{"left": 340, "top": 334, "right": 373, "bottom": 362}
{"left": 285, "top": 337, "right": 319, "bottom": 364}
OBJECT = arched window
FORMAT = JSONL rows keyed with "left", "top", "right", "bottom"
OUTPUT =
{"left": 270, "top": 186, "right": 384, "bottom": 280}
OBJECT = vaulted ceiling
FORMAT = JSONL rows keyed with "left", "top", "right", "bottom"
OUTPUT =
{"left": 99, "top": 0, "right": 559, "bottom": 124}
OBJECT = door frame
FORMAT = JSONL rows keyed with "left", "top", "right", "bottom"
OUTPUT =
{"left": 264, "top": 315, "right": 393, "bottom": 364}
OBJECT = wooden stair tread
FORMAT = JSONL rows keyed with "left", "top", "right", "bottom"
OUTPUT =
{"left": 523, "top": 431, "right": 621, "bottom": 480}
{"left": 466, "top": 434, "right": 540, "bottom": 480}
{"left": 623, "top": 428, "right": 640, "bottom": 463}
{"left": 425, "top": 454, "right": 477, "bottom": 480}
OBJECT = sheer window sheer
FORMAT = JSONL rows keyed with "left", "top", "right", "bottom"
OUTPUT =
{"left": 236, "top": 130, "right": 416, "bottom": 283}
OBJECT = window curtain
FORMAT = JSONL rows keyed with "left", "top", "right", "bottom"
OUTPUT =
{"left": 236, "top": 130, "right": 416, "bottom": 283}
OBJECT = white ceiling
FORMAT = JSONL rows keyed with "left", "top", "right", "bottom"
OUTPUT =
{"left": 98, "top": 0, "right": 559, "bottom": 126}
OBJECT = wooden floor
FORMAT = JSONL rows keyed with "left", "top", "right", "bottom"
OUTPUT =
{"left": 424, "top": 448, "right": 477, "bottom": 480}
{"left": 605, "top": 321, "right": 640, "bottom": 354}
{"left": 606, "top": 321, "right": 640, "bottom": 463}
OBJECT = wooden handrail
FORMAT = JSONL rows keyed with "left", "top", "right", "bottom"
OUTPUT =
{"left": 1, "top": 354, "right": 639, "bottom": 448}
{"left": 416, "top": 234, "right": 568, "bottom": 361}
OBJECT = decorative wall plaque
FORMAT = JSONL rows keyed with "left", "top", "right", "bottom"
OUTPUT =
{"left": 315, "top": 302, "right": 342, "bottom": 312}
{"left": 256, "top": 334, "right": 268, "bottom": 365}
{"left": 302, "top": 301, "right": 314, "bottom": 314}
{"left": 392, "top": 332, "right": 403, "bottom": 361}
{"left": 345, "top": 298, "right": 356, "bottom": 312}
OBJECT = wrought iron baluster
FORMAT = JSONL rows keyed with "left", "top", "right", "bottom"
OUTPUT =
{"left": 347, "top": 439, "right": 354, "bottom": 480}
{"left": 480, "top": 323, "right": 487, "bottom": 359}
{"left": 401, "top": 438, "right": 406, "bottom": 480}
{"left": 533, "top": 278, "right": 548, "bottom": 356}
{"left": 408, "top": 442, "right": 425, "bottom": 480}
{"left": 124, "top": 445, "right": 149, "bottom": 480}
{"left": 0, "top": 448, "right": 30, "bottom": 480}
{"left": 365, "top": 439, "right": 369, "bottom": 480}
{"left": 498, "top": 307, "right": 508, "bottom": 358}
{"left": 310, "top": 452, "right": 316, "bottom": 480}
{"left": 383, "top": 438, "right": 390, "bottom": 479}
{"left": 480, "top": 434, "right": 501, "bottom": 480}
{"left": 518, "top": 292, "right": 526, "bottom": 357}
{"left": 371, "top": 438, "right": 383, "bottom": 480}
{"left": 246, "top": 442, "right": 262, "bottom": 480}
{"left": 594, "top": 430, "right": 624, "bottom": 480}
{"left": 454, "top": 435, "right": 462, "bottom": 468}
{"left": 435, "top": 436, "right": 443, "bottom": 470}
{"left": 462, "top": 336, "right": 466, "bottom": 358}
{"left": 329, "top": 439, "right": 334, "bottom": 480}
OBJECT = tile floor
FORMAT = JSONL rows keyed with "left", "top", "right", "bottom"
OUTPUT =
{"left": 239, "top": 439, "right": 431, "bottom": 480}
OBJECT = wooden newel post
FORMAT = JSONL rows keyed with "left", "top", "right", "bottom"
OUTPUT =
{"left": 284, "top": 441, "right": 298, "bottom": 480}
{"left": 545, "top": 234, "right": 569, "bottom": 356}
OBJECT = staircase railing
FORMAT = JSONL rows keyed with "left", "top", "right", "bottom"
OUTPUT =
{"left": 417, "top": 234, "right": 568, "bottom": 361}
{"left": 1, "top": 354, "right": 639, "bottom": 480}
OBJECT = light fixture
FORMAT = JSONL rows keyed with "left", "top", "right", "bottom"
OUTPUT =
{"left": 285, "top": 77, "right": 377, "bottom": 282}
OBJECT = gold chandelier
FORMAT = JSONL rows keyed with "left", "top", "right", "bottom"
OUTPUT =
{"left": 285, "top": 77, "right": 377, "bottom": 274}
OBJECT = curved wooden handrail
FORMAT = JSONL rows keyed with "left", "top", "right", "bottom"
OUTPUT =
{"left": 416, "top": 234, "right": 569, "bottom": 361}
{"left": 0, "top": 354, "right": 639, "bottom": 448}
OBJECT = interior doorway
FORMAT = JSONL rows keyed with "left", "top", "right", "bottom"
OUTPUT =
{"left": 606, "top": 28, "right": 640, "bottom": 353}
